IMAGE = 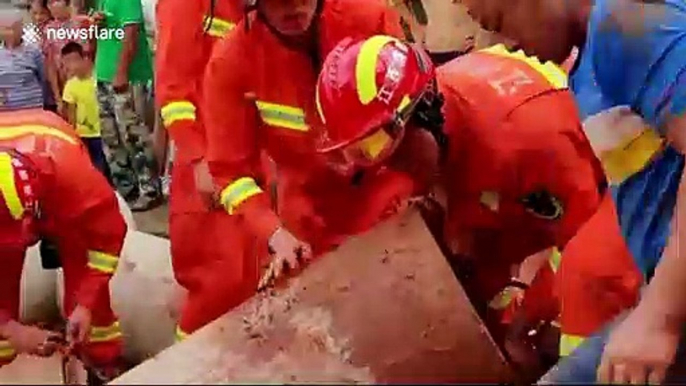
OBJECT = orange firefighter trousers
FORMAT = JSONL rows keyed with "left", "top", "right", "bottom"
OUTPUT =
{"left": 169, "top": 206, "right": 263, "bottom": 340}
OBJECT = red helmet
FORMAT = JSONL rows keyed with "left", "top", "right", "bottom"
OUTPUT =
{"left": 0, "top": 150, "right": 41, "bottom": 248}
{"left": 315, "top": 35, "right": 434, "bottom": 170}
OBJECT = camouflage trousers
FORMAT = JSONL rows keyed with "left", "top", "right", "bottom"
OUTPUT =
{"left": 97, "top": 82, "right": 161, "bottom": 201}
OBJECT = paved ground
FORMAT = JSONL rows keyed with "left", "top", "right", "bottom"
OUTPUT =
{"left": 132, "top": 201, "right": 169, "bottom": 237}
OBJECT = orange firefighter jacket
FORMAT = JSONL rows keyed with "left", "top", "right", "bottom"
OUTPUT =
{"left": 203, "top": 0, "right": 404, "bottom": 243}
{"left": 0, "top": 110, "right": 127, "bottom": 314}
{"left": 436, "top": 46, "right": 605, "bottom": 283}
{"left": 155, "top": 0, "right": 244, "bottom": 212}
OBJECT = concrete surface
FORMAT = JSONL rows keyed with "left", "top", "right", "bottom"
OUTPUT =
{"left": 112, "top": 209, "right": 512, "bottom": 385}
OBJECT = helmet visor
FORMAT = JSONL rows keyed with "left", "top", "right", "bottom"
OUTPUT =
{"left": 324, "top": 122, "right": 405, "bottom": 174}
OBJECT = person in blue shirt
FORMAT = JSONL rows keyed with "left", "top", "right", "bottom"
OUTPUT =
{"left": 461, "top": 0, "right": 686, "bottom": 383}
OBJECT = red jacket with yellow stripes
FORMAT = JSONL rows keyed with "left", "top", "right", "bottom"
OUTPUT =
{"left": 156, "top": 0, "right": 244, "bottom": 163}
{"left": 203, "top": 0, "right": 404, "bottom": 242}
{"left": 0, "top": 110, "right": 126, "bottom": 313}
{"left": 155, "top": 0, "right": 244, "bottom": 213}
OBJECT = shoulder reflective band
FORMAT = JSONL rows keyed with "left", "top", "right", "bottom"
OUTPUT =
{"left": 559, "top": 333, "right": 585, "bottom": 357}
{"left": 0, "top": 152, "right": 24, "bottom": 220}
{"left": 203, "top": 16, "right": 235, "bottom": 38}
{"left": 480, "top": 44, "right": 568, "bottom": 90}
{"left": 87, "top": 250, "right": 120, "bottom": 274}
{"left": 599, "top": 128, "right": 663, "bottom": 185}
{"left": 89, "top": 321, "right": 122, "bottom": 343}
{"left": 549, "top": 247, "right": 561, "bottom": 273}
{"left": 220, "top": 177, "right": 264, "bottom": 215}
{"left": 0, "top": 124, "right": 78, "bottom": 145}
{"left": 160, "top": 101, "right": 197, "bottom": 128}
{"left": 255, "top": 101, "right": 309, "bottom": 131}
{"left": 0, "top": 340, "right": 15, "bottom": 361}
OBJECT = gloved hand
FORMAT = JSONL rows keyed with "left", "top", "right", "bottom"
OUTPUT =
{"left": 66, "top": 305, "right": 92, "bottom": 352}
{"left": 258, "top": 227, "right": 313, "bottom": 290}
{"left": 1, "top": 320, "right": 64, "bottom": 357}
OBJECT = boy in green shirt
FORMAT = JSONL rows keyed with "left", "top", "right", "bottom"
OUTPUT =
{"left": 92, "top": 0, "right": 161, "bottom": 211}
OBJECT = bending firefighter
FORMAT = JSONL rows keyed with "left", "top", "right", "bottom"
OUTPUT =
{"left": 155, "top": 0, "right": 251, "bottom": 342}
{"left": 0, "top": 109, "right": 126, "bottom": 380}
{"left": 313, "top": 36, "right": 642, "bottom": 356}
{"left": 203, "top": 0, "right": 417, "bottom": 291}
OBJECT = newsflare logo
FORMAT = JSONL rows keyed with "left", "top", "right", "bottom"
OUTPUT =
{"left": 22, "top": 22, "right": 125, "bottom": 45}
{"left": 22, "top": 22, "right": 41, "bottom": 45}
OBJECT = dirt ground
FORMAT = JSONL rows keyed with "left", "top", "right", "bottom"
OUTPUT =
{"left": 132, "top": 202, "right": 169, "bottom": 238}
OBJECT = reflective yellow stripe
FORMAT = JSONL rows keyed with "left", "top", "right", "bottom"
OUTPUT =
{"left": 559, "top": 333, "right": 585, "bottom": 357}
{"left": 87, "top": 250, "right": 119, "bottom": 274}
{"left": 0, "top": 340, "right": 15, "bottom": 360}
{"left": 174, "top": 326, "right": 188, "bottom": 343}
{"left": 0, "top": 124, "right": 78, "bottom": 145}
{"left": 0, "top": 152, "right": 24, "bottom": 220}
{"left": 355, "top": 35, "right": 402, "bottom": 105}
{"left": 599, "top": 128, "right": 663, "bottom": 184}
{"left": 481, "top": 44, "right": 568, "bottom": 89}
{"left": 160, "top": 101, "right": 197, "bottom": 127}
{"left": 255, "top": 101, "right": 309, "bottom": 131}
{"left": 549, "top": 248, "right": 561, "bottom": 273}
{"left": 89, "top": 321, "right": 122, "bottom": 343}
{"left": 488, "top": 288, "right": 515, "bottom": 310}
{"left": 202, "top": 16, "right": 235, "bottom": 38}
{"left": 219, "top": 177, "right": 263, "bottom": 215}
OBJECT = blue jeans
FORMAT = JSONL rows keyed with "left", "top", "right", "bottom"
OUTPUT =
{"left": 540, "top": 313, "right": 686, "bottom": 384}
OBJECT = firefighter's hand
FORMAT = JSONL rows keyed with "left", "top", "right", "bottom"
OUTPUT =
{"left": 258, "top": 227, "right": 313, "bottom": 290}
{"left": 193, "top": 160, "right": 216, "bottom": 207}
{"left": 1, "top": 320, "right": 63, "bottom": 357}
{"left": 597, "top": 307, "right": 679, "bottom": 384}
{"left": 66, "top": 306, "right": 92, "bottom": 350}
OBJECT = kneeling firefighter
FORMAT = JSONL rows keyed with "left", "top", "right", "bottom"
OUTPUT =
{"left": 313, "top": 36, "right": 643, "bottom": 357}
{"left": 0, "top": 109, "right": 126, "bottom": 381}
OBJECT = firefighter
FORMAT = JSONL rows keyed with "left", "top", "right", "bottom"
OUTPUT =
{"left": 460, "top": 0, "right": 686, "bottom": 383}
{"left": 203, "top": 0, "right": 417, "bottom": 290}
{"left": 155, "top": 0, "right": 256, "bottom": 342}
{"left": 313, "top": 35, "right": 642, "bottom": 359}
{"left": 0, "top": 109, "right": 126, "bottom": 381}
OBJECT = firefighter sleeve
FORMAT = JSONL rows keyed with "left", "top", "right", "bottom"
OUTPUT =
{"left": 155, "top": 0, "right": 206, "bottom": 163}
{"left": 203, "top": 37, "right": 281, "bottom": 242}
{"left": 53, "top": 152, "right": 126, "bottom": 312}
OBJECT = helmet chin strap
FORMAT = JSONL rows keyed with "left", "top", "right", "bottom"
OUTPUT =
{"left": 409, "top": 80, "right": 448, "bottom": 162}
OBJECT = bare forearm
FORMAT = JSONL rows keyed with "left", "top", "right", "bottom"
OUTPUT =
{"left": 116, "top": 25, "right": 139, "bottom": 77}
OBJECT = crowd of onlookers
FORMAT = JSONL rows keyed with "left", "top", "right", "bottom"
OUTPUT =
{"left": 0, "top": 0, "right": 164, "bottom": 212}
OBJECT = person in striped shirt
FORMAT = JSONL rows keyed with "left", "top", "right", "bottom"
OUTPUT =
{"left": 0, "top": 10, "right": 47, "bottom": 111}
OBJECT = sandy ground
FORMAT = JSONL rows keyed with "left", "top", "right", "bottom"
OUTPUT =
{"left": 132, "top": 202, "right": 169, "bottom": 238}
